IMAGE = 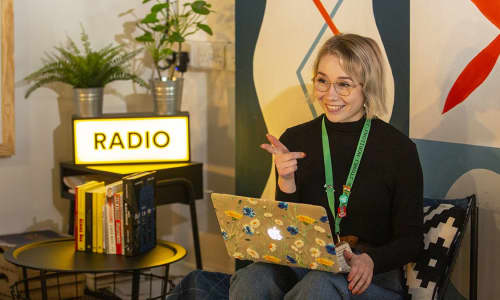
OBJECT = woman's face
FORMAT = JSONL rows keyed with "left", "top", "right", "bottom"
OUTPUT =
{"left": 314, "top": 54, "right": 365, "bottom": 123}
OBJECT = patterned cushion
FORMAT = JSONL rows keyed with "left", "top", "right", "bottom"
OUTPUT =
{"left": 404, "top": 198, "right": 467, "bottom": 300}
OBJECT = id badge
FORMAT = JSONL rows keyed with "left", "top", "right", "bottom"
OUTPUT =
{"left": 335, "top": 242, "right": 352, "bottom": 273}
{"left": 337, "top": 206, "right": 347, "bottom": 218}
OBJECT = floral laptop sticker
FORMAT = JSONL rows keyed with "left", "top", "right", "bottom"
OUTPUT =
{"left": 211, "top": 193, "right": 350, "bottom": 273}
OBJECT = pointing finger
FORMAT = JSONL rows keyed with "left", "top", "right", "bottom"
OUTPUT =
{"left": 265, "top": 134, "right": 289, "bottom": 153}
{"left": 260, "top": 143, "right": 276, "bottom": 154}
{"left": 280, "top": 152, "right": 306, "bottom": 161}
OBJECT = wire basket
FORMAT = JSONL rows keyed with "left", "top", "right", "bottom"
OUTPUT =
{"left": 9, "top": 272, "right": 84, "bottom": 300}
{"left": 9, "top": 269, "right": 176, "bottom": 300}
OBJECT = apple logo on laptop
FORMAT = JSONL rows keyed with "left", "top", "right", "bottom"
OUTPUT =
{"left": 267, "top": 226, "right": 283, "bottom": 240}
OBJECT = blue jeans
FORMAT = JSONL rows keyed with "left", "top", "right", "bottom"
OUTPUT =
{"left": 166, "top": 270, "right": 231, "bottom": 300}
{"left": 229, "top": 262, "right": 404, "bottom": 300}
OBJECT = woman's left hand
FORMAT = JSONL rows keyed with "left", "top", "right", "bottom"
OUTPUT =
{"left": 344, "top": 251, "right": 374, "bottom": 295}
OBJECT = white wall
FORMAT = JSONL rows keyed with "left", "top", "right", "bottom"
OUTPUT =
{"left": 0, "top": 0, "right": 234, "bottom": 274}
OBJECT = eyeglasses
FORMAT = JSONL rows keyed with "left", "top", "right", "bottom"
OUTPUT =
{"left": 313, "top": 76, "right": 360, "bottom": 96}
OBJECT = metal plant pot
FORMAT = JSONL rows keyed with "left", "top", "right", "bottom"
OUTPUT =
{"left": 151, "top": 78, "right": 184, "bottom": 115}
{"left": 73, "top": 88, "right": 103, "bottom": 117}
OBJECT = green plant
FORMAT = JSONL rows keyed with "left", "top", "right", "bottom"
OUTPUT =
{"left": 24, "top": 27, "right": 148, "bottom": 98}
{"left": 135, "top": 0, "right": 214, "bottom": 80}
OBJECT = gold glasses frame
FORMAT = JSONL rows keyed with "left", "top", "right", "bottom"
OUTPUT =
{"left": 313, "top": 76, "right": 360, "bottom": 97}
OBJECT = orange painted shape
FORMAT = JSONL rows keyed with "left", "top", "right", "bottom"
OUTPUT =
{"left": 312, "top": 0, "right": 340, "bottom": 35}
{"left": 471, "top": 0, "right": 500, "bottom": 29}
{"left": 443, "top": 34, "right": 500, "bottom": 114}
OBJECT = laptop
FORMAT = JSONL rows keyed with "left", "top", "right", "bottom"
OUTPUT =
{"left": 211, "top": 193, "right": 351, "bottom": 273}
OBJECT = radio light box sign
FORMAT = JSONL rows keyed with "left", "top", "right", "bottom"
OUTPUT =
{"left": 73, "top": 115, "right": 190, "bottom": 165}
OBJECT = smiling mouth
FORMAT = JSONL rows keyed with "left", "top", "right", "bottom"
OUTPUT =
{"left": 326, "top": 104, "right": 345, "bottom": 112}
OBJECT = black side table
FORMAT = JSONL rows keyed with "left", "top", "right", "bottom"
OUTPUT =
{"left": 4, "top": 238, "right": 186, "bottom": 300}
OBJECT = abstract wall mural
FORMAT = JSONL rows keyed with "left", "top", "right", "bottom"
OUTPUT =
{"left": 443, "top": 0, "right": 500, "bottom": 114}
{"left": 411, "top": 2, "right": 500, "bottom": 299}
{"left": 236, "top": 0, "right": 500, "bottom": 299}
{"left": 235, "top": 0, "right": 269, "bottom": 198}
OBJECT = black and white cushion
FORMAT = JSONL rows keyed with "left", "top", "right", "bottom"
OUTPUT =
{"left": 405, "top": 199, "right": 466, "bottom": 300}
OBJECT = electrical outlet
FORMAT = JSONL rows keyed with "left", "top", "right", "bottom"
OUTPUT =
{"left": 210, "top": 42, "right": 225, "bottom": 70}
{"left": 188, "top": 41, "right": 225, "bottom": 70}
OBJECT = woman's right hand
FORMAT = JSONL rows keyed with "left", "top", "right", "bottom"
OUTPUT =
{"left": 260, "top": 134, "right": 306, "bottom": 193}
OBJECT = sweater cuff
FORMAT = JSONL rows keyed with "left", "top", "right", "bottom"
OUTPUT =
{"left": 275, "top": 187, "right": 299, "bottom": 202}
{"left": 364, "top": 247, "right": 384, "bottom": 275}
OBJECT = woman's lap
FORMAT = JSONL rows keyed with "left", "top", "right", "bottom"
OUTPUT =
{"left": 230, "top": 262, "right": 403, "bottom": 300}
{"left": 229, "top": 262, "right": 300, "bottom": 299}
{"left": 165, "top": 270, "right": 231, "bottom": 300}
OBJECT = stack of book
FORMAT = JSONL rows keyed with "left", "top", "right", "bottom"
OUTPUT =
{"left": 74, "top": 171, "right": 157, "bottom": 256}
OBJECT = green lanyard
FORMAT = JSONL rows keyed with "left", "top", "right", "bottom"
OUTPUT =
{"left": 322, "top": 116, "right": 371, "bottom": 237}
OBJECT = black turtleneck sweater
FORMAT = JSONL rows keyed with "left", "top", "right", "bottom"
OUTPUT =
{"left": 276, "top": 114, "right": 424, "bottom": 274}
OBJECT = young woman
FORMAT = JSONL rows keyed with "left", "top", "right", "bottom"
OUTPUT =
{"left": 230, "top": 33, "right": 424, "bottom": 299}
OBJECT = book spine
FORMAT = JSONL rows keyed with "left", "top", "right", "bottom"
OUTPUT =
{"left": 97, "top": 193, "right": 104, "bottom": 254}
{"left": 103, "top": 199, "right": 108, "bottom": 254}
{"left": 151, "top": 176, "right": 157, "bottom": 250}
{"left": 105, "top": 181, "right": 122, "bottom": 255}
{"left": 119, "top": 192, "right": 124, "bottom": 255}
{"left": 92, "top": 192, "right": 97, "bottom": 253}
{"left": 136, "top": 177, "right": 143, "bottom": 255}
{"left": 107, "top": 198, "right": 116, "bottom": 254}
{"left": 74, "top": 188, "right": 78, "bottom": 250}
{"left": 122, "top": 179, "right": 131, "bottom": 256}
{"left": 78, "top": 187, "right": 85, "bottom": 251}
{"left": 85, "top": 191, "right": 93, "bottom": 252}
{"left": 103, "top": 200, "right": 108, "bottom": 253}
{"left": 132, "top": 180, "right": 143, "bottom": 256}
{"left": 103, "top": 202, "right": 108, "bottom": 254}
{"left": 122, "top": 178, "right": 140, "bottom": 256}
{"left": 114, "top": 192, "right": 123, "bottom": 255}
{"left": 140, "top": 174, "right": 156, "bottom": 253}
{"left": 123, "top": 201, "right": 131, "bottom": 256}
{"left": 100, "top": 197, "right": 105, "bottom": 254}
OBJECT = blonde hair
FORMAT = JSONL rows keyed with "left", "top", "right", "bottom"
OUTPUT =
{"left": 313, "top": 33, "right": 387, "bottom": 119}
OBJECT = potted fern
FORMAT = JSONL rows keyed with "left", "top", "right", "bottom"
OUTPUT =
{"left": 24, "top": 27, "right": 148, "bottom": 117}
{"left": 135, "top": 0, "right": 214, "bottom": 115}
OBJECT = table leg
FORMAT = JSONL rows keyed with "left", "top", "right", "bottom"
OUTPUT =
{"left": 189, "top": 201, "right": 203, "bottom": 269}
{"left": 161, "top": 264, "right": 170, "bottom": 299}
{"left": 22, "top": 267, "right": 30, "bottom": 300}
{"left": 132, "top": 270, "right": 140, "bottom": 300}
{"left": 68, "top": 198, "right": 75, "bottom": 235}
{"left": 39, "top": 270, "right": 47, "bottom": 300}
